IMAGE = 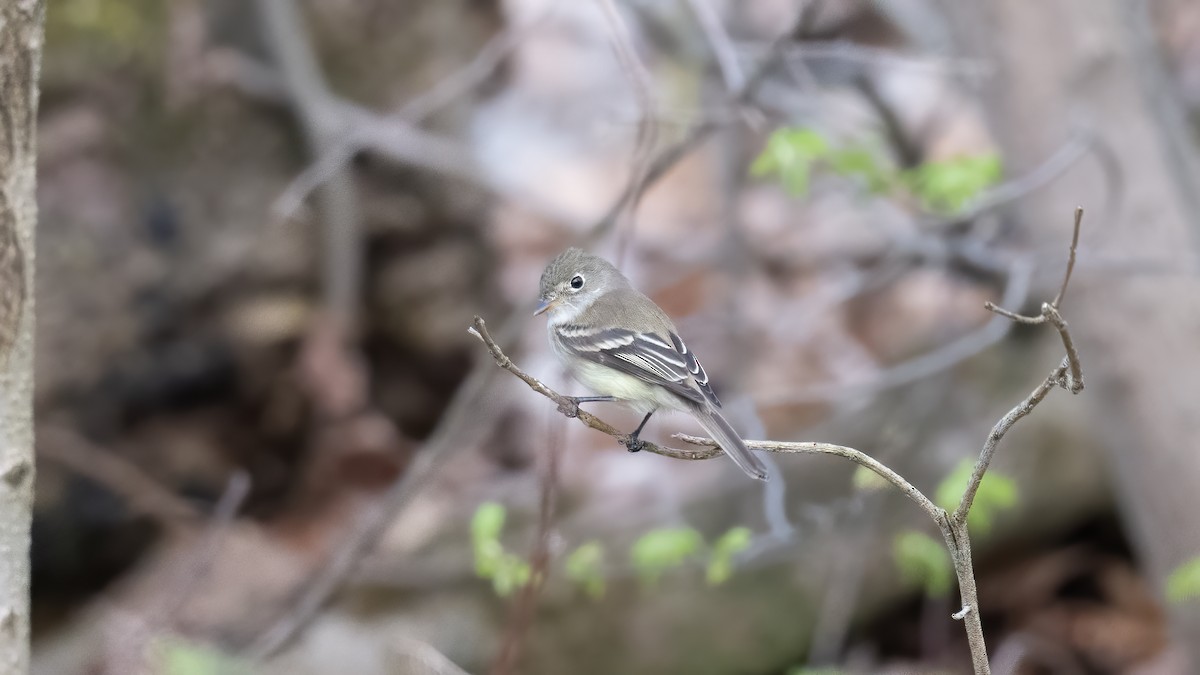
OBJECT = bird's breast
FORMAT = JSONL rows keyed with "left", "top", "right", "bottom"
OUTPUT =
{"left": 560, "top": 354, "right": 682, "bottom": 414}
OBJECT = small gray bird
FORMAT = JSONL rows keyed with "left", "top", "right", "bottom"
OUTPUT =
{"left": 535, "top": 248, "right": 768, "bottom": 481}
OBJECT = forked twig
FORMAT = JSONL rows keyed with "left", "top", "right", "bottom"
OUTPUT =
{"left": 984, "top": 206, "right": 1084, "bottom": 393}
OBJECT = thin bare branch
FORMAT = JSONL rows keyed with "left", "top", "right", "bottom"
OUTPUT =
{"left": 469, "top": 316, "right": 943, "bottom": 523}
{"left": 761, "top": 255, "right": 1034, "bottom": 405}
{"left": 38, "top": 427, "right": 202, "bottom": 525}
{"left": 395, "top": 8, "right": 553, "bottom": 124}
{"left": 956, "top": 209, "right": 1087, "bottom": 524}
{"left": 585, "top": 1, "right": 812, "bottom": 243}
{"left": 490, "top": 415, "right": 563, "bottom": 675}
{"left": 984, "top": 210, "right": 1086, "bottom": 393}
{"left": 1042, "top": 305, "right": 1083, "bottom": 393}
{"left": 950, "top": 356, "right": 1069, "bottom": 527}
{"left": 942, "top": 517, "right": 989, "bottom": 675}
{"left": 468, "top": 319, "right": 643, "bottom": 448}
{"left": 983, "top": 207, "right": 1084, "bottom": 324}
{"left": 1052, "top": 206, "right": 1083, "bottom": 309}
{"left": 760, "top": 40, "right": 993, "bottom": 77}
{"left": 271, "top": 6, "right": 552, "bottom": 221}
{"left": 685, "top": 0, "right": 745, "bottom": 92}
{"left": 981, "top": 302, "right": 1042, "bottom": 324}
{"left": 595, "top": 0, "right": 659, "bottom": 268}
{"left": 257, "top": 0, "right": 361, "bottom": 327}
{"left": 673, "top": 434, "right": 943, "bottom": 522}
{"left": 159, "top": 471, "right": 251, "bottom": 619}
{"left": 937, "top": 209, "right": 1088, "bottom": 673}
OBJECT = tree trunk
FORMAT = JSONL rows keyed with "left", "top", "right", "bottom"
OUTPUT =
{"left": 0, "top": 1, "right": 45, "bottom": 673}
{"left": 942, "top": 0, "right": 1200, "bottom": 666}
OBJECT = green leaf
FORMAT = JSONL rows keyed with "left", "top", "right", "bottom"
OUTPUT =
{"left": 935, "top": 459, "right": 1019, "bottom": 536}
{"left": 902, "top": 153, "right": 1002, "bottom": 214}
{"left": 491, "top": 556, "right": 531, "bottom": 597}
{"left": 158, "top": 639, "right": 253, "bottom": 675}
{"left": 786, "top": 128, "right": 830, "bottom": 156}
{"left": 753, "top": 128, "right": 1001, "bottom": 213}
{"left": 473, "top": 538, "right": 504, "bottom": 577}
{"left": 712, "top": 526, "right": 753, "bottom": 557}
{"left": 565, "top": 541, "right": 607, "bottom": 599}
{"left": 893, "top": 530, "right": 952, "bottom": 598}
{"left": 706, "top": 527, "right": 754, "bottom": 586}
{"left": 470, "top": 501, "right": 532, "bottom": 596}
{"left": 471, "top": 504, "right": 510, "bottom": 578}
{"left": 49, "top": 0, "right": 164, "bottom": 61}
{"left": 1166, "top": 557, "right": 1200, "bottom": 604}
{"left": 471, "top": 502, "right": 506, "bottom": 543}
{"left": 630, "top": 527, "right": 704, "bottom": 585}
{"left": 826, "top": 145, "right": 892, "bottom": 193}
{"left": 751, "top": 128, "right": 830, "bottom": 197}
{"left": 706, "top": 558, "right": 735, "bottom": 587}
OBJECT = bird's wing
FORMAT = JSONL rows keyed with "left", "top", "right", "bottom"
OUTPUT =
{"left": 554, "top": 324, "right": 720, "bottom": 407}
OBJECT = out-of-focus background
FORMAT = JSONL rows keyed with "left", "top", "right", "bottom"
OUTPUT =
{"left": 28, "top": 0, "right": 1200, "bottom": 673}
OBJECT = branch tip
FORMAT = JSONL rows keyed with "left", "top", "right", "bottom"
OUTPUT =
{"left": 1052, "top": 207, "right": 1083, "bottom": 309}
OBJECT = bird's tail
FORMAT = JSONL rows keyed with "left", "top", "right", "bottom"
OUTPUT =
{"left": 693, "top": 406, "right": 769, "bottom": 481}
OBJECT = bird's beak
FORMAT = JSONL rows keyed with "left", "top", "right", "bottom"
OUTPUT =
{"left": 534, "top": 297, "right": 557, "bottom": 316}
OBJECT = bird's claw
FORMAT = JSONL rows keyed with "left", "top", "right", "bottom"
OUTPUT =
{"left": 558, "top": 397, "right": 581, "bottom": 418}
{"left": 623, "top": 436, "right": 645, "bottom": 453}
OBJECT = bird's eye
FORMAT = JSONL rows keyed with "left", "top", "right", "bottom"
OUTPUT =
{"left": 570, "top": 275, "right": 584, "bottom": 290}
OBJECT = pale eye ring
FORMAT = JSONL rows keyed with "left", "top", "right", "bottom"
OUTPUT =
{"left": 570, "top": 275, "right": 584, "bottom": 290}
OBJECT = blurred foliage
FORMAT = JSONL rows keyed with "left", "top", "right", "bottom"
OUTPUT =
{"left": 893, "top": 530, "right": 952, "bottom": 598}
{"left": 471, "top": 505, "right": 756, "bottom": 595}
{"left": 47, "top": 0, "right": 165, "bottom": 70}
{"left": 1166, "top": 556, "right": 1200, "bottom": 604}
{"left": 901, "top": 154, "right": 1003, "bottom": 214}
{"left": 471, "top": 502, "right": 507, "bottom": 543}
{"left": 935, "top": 459, "right": 1019, "bottom": 536}
{"left": 786, "top": 668, "right": 844, "bottom": 675}
{"left": 751, "top": 127, "right": 1002, "bottom": 214}
{"left": 750, "top": 128, "right": 832, "bottom": 196}
{"left": 156, "top": 638, "right": 254, "bottom": 675}
{"left": 471, "top": 502, "right": 531, "bottom": 597}
{"left": 827, "top": 144, "right": 893, "bottom": 194}
{"left": 565, "top": 540, "right": 606, "bottom": 600}
{"left": 631, "top": 527, "right": 704, "bottom": 586}
{"left": 706, "top": 526, "right": 754, "bottom": 586}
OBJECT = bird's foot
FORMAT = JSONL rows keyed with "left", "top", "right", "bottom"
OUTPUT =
{"left": 622, "top": 411, "right": 653, "bottom": 453}
{"left": 557, "top": 397, "right": 582, "bottom": 418}
{"left": 622, "top": 435, "right": 646, "bottom": 453}
{"left": 557, "top": 395, "right": 616, "bottom": 418}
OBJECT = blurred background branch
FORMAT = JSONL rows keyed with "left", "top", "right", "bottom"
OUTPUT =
{"left": 26, "top": 0, "right": 1200, "bottom": 673}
